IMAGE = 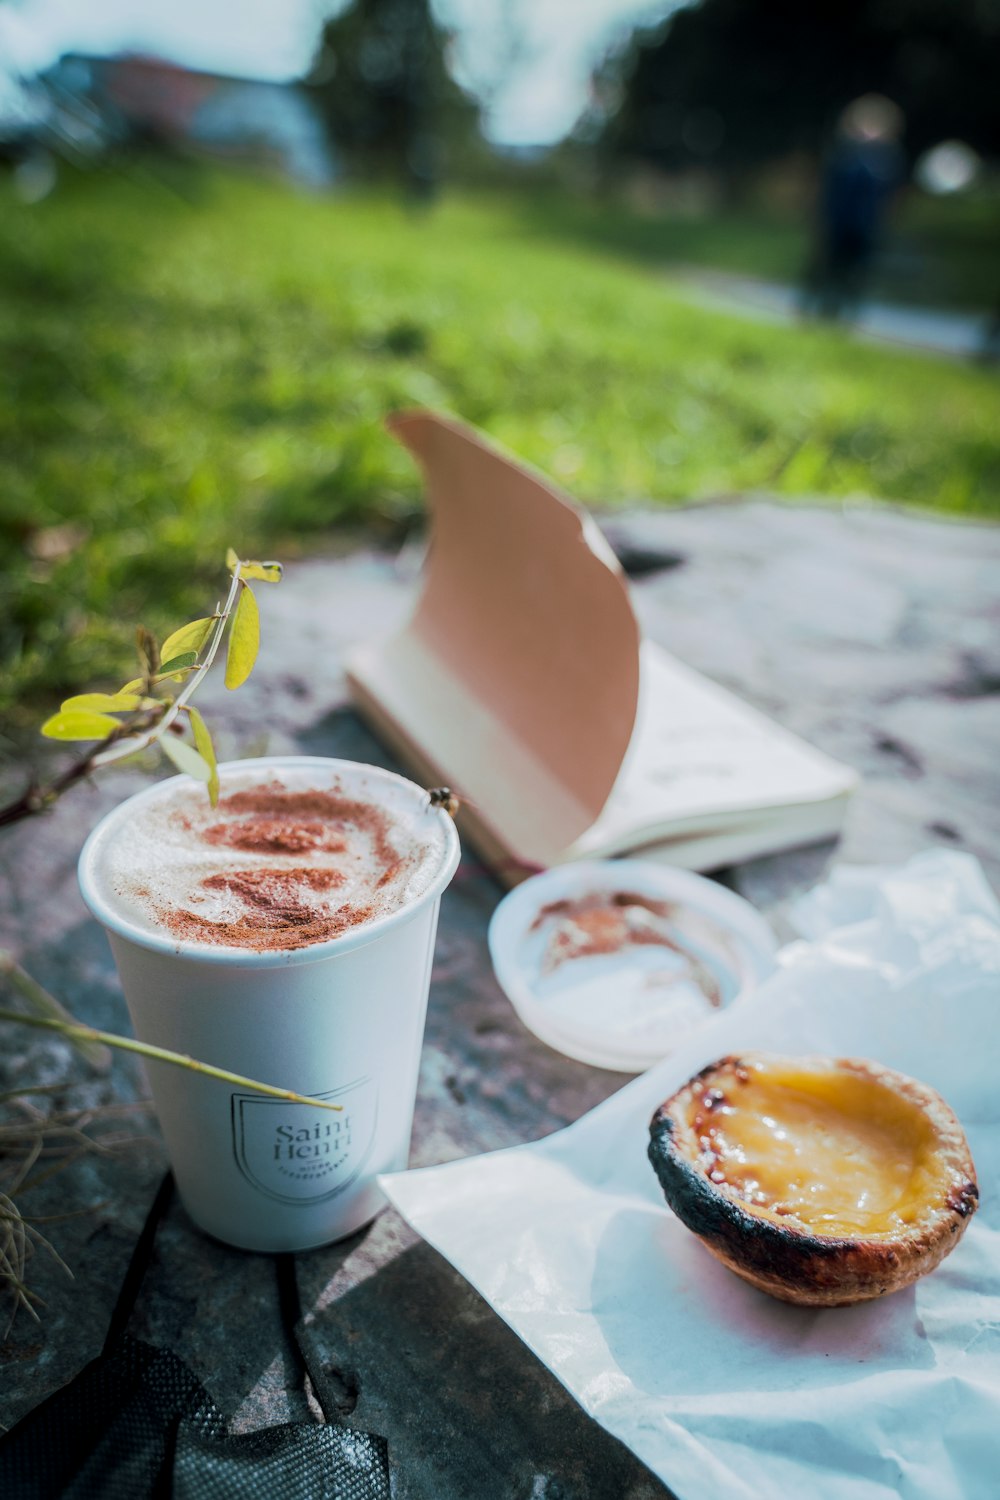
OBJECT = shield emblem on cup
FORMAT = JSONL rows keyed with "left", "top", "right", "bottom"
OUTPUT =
{"left": 231, "top": 1077, "right": 379, "bottom": 1206}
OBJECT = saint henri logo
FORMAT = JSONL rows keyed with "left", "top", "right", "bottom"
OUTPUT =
{"left": 232, "top": 1077, "right": 378, "bottom": 1205}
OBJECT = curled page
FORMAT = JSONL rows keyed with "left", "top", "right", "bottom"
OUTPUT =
{"left": 349, "top": 411, "right": 640, "bottom": 867}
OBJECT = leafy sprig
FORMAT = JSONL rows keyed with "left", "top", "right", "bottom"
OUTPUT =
{"left": 35, "top": 549, "right": 282, "bottom": 810}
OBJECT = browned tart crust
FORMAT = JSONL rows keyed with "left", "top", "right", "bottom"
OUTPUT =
{"left": 648, "top": 1052, "right": 979, "bottom": 1307}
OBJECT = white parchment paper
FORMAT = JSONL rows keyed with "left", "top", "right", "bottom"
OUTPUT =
{"left": 383, "top": 851, "right": 1000, "bottom": 1500}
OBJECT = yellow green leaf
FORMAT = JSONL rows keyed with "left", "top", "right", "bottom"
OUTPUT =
{"left": 225, "top": 582, "right": 259, "bottom": 690}
{"left": 226, "top": 549, "right": 282, "bottom": 584}
{"left": 157, "top": 651, "right": 198, "bottom": 676}
{"left": 186, "top": 706, "right": 219, "bottom": 806}
{"left": 122, "top": 665, "right": 196, "bottom": 694}
{"left": 161, "top": 617, "right": 215, "bottom": 663}
{"left": 238, "top": 560, "right": 283, "bottom": 583}
{"left": 60, "top": 692, "right": 143, "bottom": 714}
{"left": 160, "top": 733, "right": 212, "bottom": 782}
{"left": 41, "top": 710, "right": 122, "bottom": 742}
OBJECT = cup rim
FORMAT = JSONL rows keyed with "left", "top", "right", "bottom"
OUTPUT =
{"left": 77, "top": 756, "right": 461, "bottom": 967}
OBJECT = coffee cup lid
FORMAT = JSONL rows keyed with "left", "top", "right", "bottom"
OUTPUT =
{"left": 487, "top": 861, "right": 777, "bottom": 1072}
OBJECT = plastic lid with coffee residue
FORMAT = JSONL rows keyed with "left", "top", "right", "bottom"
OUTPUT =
{"left": 487, "top": 861, "right": 778, "bottom": 1072}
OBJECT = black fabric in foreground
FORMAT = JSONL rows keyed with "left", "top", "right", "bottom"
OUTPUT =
{"left": 0, "top": 1334, "right": 390, "bottom": 1500}
{"left": 173, "top": 1417, "right": 390, "bottom": 1500}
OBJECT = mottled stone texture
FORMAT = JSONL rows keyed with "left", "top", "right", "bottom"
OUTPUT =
{"left": 603, "top": 500, "right": 1000, "bottom": 906}
{"left": 2, "top": 499, "right": 997, "bottom": 1499}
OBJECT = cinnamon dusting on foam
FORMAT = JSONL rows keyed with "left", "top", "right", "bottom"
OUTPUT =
{"left": 167, "top": 865, "right": 372, "bottom": 952}
{"left": 105, "top": 773, "right": 442, "bottom": 953}
{"left": 201, "top": 788, "right": 398, "bottom": 867}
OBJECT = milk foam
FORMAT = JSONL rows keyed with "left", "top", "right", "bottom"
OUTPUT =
{"left": 89, "top": 763, "right": 450, "bottom": 952}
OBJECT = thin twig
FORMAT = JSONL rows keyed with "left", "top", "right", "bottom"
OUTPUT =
{"left": 172, "top": 566, "right": 241, "bottom": 715}
{"left": 0, "top": 1010, "right": 342, "bottom": 1111}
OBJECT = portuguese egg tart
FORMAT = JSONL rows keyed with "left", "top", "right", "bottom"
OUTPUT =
{"left": 648, "top": 1052, "right": 978, "bottom": 1306}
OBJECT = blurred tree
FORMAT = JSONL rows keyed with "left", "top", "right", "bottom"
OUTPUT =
{"left": 307, "top": 0, "right": 480, "bottom": 197}
{"left": 601, "top": 0, "right": 1000, "bottom": 180}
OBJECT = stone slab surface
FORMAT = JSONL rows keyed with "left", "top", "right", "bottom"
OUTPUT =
{"left": 1, "top": 497, "right": 998, "bottom": 1499}
{"left": 603, "top": 498, "right": 1000, "bottom": 911}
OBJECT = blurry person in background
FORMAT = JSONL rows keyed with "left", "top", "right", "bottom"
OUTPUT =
{"left": 802, "top": 94, "right": 906, "bottom": 322}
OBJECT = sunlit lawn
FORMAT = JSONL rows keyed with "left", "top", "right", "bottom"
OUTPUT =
{"left": 2, "top": 162, "right": 998, "bottom": 723}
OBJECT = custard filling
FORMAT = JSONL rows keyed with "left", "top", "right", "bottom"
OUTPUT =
{"left": 689, "top": 1059, "right": 950, "bottom": 1238}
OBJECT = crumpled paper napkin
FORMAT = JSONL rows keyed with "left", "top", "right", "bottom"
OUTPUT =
{"left": 383, "top": 850, "right": 1000, "bottom": 1500}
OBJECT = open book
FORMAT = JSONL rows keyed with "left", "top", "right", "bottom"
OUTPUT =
{"left": 346, "top": 412, "right": 858, "bottom": 884}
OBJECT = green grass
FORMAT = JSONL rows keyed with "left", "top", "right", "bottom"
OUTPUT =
{"left": 2, "top": 163, "right": 998, "bottom": 725}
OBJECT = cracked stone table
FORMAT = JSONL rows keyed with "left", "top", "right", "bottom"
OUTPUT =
{"left": 2, "top": 499, "right": 998, "bottom": 1500}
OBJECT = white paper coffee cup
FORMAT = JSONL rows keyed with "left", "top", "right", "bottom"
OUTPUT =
{"left": 78, "top": 757, "right": 460, "bottom": 1252}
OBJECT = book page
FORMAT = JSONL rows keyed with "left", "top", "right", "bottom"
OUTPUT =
{"left": 572, "top": 643, "right": 858, "bottom": 856}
